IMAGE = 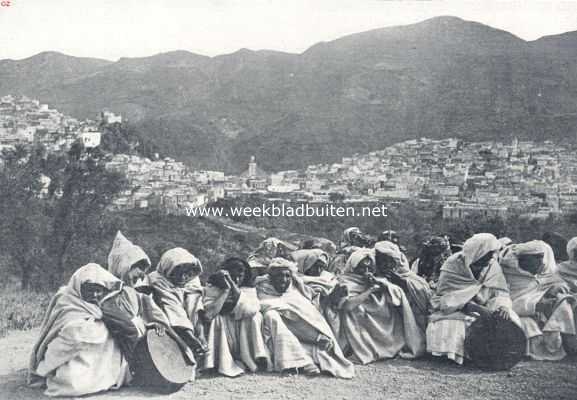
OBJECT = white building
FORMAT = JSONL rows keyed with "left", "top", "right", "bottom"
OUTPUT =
{"left": 79, "top": 130, "right": 101, "bottom": 148}
{"left": 101, "top": 111, "right": 122, "bottom": 124}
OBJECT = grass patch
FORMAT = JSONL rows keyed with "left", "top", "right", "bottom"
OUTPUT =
{"left": 0, "top": 283, "right": 53, "bottom": 338}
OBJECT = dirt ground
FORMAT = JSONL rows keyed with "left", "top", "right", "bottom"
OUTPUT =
{"left": 2, "top": 329, "right": 576, "bottom": 400}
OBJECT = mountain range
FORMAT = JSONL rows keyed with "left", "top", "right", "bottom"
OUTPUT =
{"left": 1, "top": 16, "right": 577, "bottom": 172}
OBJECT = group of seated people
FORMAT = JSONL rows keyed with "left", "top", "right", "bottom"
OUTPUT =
{"left": 27, "top": 228, "right": 577, "bottom": 397}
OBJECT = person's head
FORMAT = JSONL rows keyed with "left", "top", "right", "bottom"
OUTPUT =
{"left": 345, "top": 248, "right": 375, "bottom": 275}
{"left": 260, "top": 238, "right": 282, "bottom": 257}
{"left": 469, "top": 250, "right": 495, "bottom": 278}
{"left": 375, "top": 252, "right": 397, "bottom": 274}
{"left": 168, "top": 263, "right": 202, "bottom": 287}
{"left": 292, "top": 249, "right": 328, "bottom": 277}
{"left": 566, "top": 237, "right": 577, "bottom": 262}
{"left": 377, "top": 230, "right": 400, "bottom": 245}
{"left": 301, "top": 238, "right": 337, "bottom": 256}
{"left": 374, "top": 241, "right": 404, "bottom": 276}
{"left": 68, "top": 263, "right": 119, "bottom": 305}
{"left": 269, "top": 268, "right": 292, "bottom": 294}
{"left": 341, "top": 227, "right": 362, "bottom": 247}
{"left": 517, "top": 253, "right": 544, "bottom": 275}
{"left": 125, "top": 258, "right": 149, "bottom": 287}
{"left": 353, "top": 255, "right": 375, "bottom": 276}
{"left": 80, "top": 282, "right": 109, "bottom": 304}
{"left": 511, "top": 241, "right": 549, "bottom": 276}
{"left": 462, "top": 233, "right": 500, "bottom": 278}
{"left": 419, "top": 236, "right": 451, "bottom": 272}
{"left": 347, "top": 230, "right": 376, "bottom": 248}
{"left": 221, "top": 257, "right": 250, "bottom": 286}
{"left": 158, "top": 247, "right": 203, "bottom": 287}
{"left": 305, "top": 258, "right": 327, "bottom": 277}
{"left": 267, "top": 258, "right": 297, "bottom": 294}
{"left": 426, "top": 236, "right": 451, "bottom": 257}
{"left": 107, "top": 231, "right": 151, "bottom": 285}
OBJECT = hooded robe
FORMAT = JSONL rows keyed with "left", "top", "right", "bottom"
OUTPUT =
{"left": 101, "top": 231, "right": 175, "bottom": 367}
{"left": 375, "top": 241, "right": 433, "bottom": 333}
{"left": 148, "top": 248, "right": 205, "bottom": 332}
{"left": 203, "top": 260, "right": 271, "bottom": 377}
{"left": 427, "top": 233, "right": 517, "bottom": 365}
{"left": 28, "top": 264, "right": 130, "bottom": 397}
{"left": 292, "top": 249, "right": 338, "bottom": 311}
{"left": 331, "top": 248, "right": 425, "bottom": 364}
{"left": 256, "top": 258, "right": 354, "bottom": 378}
{"left": 501, "top": 240, "right": 575, "bottom": 360}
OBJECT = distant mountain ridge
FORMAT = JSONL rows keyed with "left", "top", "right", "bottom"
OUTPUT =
{"left": 2, "top": 16, "right": 577, "bottom": 173}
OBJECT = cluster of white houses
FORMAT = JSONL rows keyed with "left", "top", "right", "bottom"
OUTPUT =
{"left": 3, "top": 96, "right": 577, "bottom": 219}
{"left": 265, "top": 138, "right": 577, "bottom": 219}
{"left": 105, "top": 154, "right": 226, "bottom": 213}
{"left": 0, "top": 95, "right": 112, "bottom": 153}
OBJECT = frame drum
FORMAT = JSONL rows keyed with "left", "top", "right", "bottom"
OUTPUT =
{"left": 465, "top": 315, "right": 526, "bottom": 371}
{"left": 132, "top": 330, "right": 194, "bottom": 393}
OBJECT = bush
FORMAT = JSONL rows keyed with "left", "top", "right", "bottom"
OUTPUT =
{"left": 0, "top": 281, "right": 53, "bottom": 338}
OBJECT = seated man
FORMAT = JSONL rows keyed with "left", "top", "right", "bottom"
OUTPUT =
{"left": 256, "top": 258, "right": 354, "bottom": 378}
{"left": 101, "top": 232, "right": 194, "bottom": 375}
{"left": 291, "top": 248, "right": 340, "bottom": 311}
{"left": 246, "top": 237, "right": 298, "bottom": 284}
{"left": 333, "top": 248, "right": 425, "bottom": 364}
{"left": 377, "top": 230, "right": 408, "bottom": 255}
{"left": 501, "top": 240, "right": 576, "bottom": 360}
{"left": 411, "top": 236, "right": 453, "bottom": 287}
{"left": 329, "top": 227, "right": 373, "bottom": 275}
{"left": 148, "top": 248, "right": 208, "bottom": 361}
{"left": 427, "top": 233, "right": 519, "bottom": 365}
{"left": 300, "top": 237, "right": 337, "bottom": 259}
{"left": 374, "top": 241, "right": 432, "bottom": 333}
{"left": 203, "top": 257, "right": 271, "bottom": 377}
{"left": 29, "top": 264, "right": 130, "bottom": 397}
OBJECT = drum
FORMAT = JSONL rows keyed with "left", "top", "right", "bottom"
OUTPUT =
{"left": 465, "top": 315, "right": 526, "bottom": 371}
{"left": 132, "top": 330, "right": 194, "bottom": 393}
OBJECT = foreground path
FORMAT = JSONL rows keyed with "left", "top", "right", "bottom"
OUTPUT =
{"left": 2, "top": 329, "right": 576, "bottom": 400}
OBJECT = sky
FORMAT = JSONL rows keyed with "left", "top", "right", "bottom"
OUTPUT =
{"left": 1, "top": 0, "right": 577, "bottom": 61}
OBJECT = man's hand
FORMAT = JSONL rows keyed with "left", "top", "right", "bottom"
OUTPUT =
{"left": 494, "top": 307, "right": 511, "bottom": 321}
{"left": 365, "top": 274, "right": 385, "bottom": 294}
{"left": 317, "top": 335, "right": 334, "bottom": 352}
{"left": 536, "top": 297, "right": 556, "bottom": 316}
{"left": 370, "top": 284, "right": 385, "bottom": 295}
{"left": 365, "top": 272, "right": 378, "bottom": 285}
{"left": 331, "top": 284, "right": 349, "bottom": 299}
{"left": 189, "top": 335, "right": 208, "bottom": 357}
{"left": 147, "top": 322, "right": 166, "bottom": 336}
{"left": 223, "top": 272, "right": 239, "bottom": 290}
{"left": 464, "top": 302, "right": 492, "bottom": 319}
{"left": 219, "top": 270, "right": 233, "bottom": 289}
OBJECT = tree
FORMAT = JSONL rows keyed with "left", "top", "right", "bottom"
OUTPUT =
{"left": 0, "top": 145, "right": 50, "bottom": 289}
{"left": 47, "top": 142, "right": 128, "bottom": 285}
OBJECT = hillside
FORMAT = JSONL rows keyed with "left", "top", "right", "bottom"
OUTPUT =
{"left": 2, "top": 16, "right": 577, "bottom": 172}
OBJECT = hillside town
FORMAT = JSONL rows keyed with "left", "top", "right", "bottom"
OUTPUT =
{"left": 0, "top": 95, "right": 226, "bottom": 213}
{"left": 0, "top": 95, "right": 106, "bottom": 152}
{"left": 267, "top": 138, "right": 577, "bottom": 219}
{"left": 2, "top": 95, "right": 577, "bottom": 219}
